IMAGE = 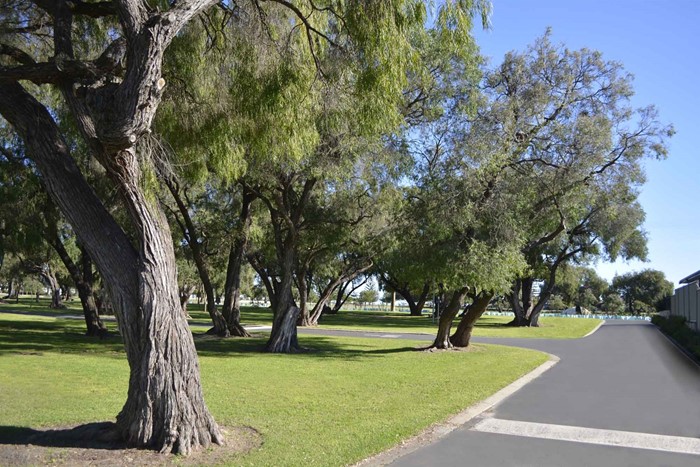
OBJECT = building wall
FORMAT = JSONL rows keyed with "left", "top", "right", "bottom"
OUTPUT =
{"left": 670, "top": 280, "right": 700, "bottom": 332}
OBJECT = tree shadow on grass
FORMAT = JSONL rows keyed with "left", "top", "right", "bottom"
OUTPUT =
{"left": 0, "top": 314, "right": 424, "bottom": 360}
{"left": 0, "top": 422, "right": 122, "bottom": 449}
{"left": 0, "top": 423, "right": 262, "bottom": 466}
{"left": 194, "top": 332, "right": 422, "bottom": 360}
{"left": 318, "top": 311, "right": 435, "bottom": 330}
{"left": 0, "top": 318, "right": 125, "bottom": 356}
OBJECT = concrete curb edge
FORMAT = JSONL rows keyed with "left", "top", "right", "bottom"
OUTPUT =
{"left": 582, "top": 320, "right": 606, "bottom": 338}
{"left": 353, "top": 353, "right": 561, "bottom": 467}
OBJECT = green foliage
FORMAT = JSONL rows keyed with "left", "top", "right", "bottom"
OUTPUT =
{"left": 651, "top": 315, "right": 700, "bottom": 361}
{"left": 601, "top": 291, "right": 625, "bottom": 314}
{"left": 547, "top": 294, "right": 566, "bottom": 311}
{"left": 474, "top": 32, "right": 673, "bottom": 301}
{"left": 551, "top": 265, "right": 608, "bottom": 309}
{"left": 358, "top": 288, "right": 378, "bottom": 304}
{"left": 612, "top": 269, "right": 674, "bottom": 314}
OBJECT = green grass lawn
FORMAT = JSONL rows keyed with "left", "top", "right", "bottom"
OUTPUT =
{"left": 187, "top": 304, "right": 601, "bottom": 339}
{"left": 314, "top": 311, "right": 603, "bottom": 339}
{"left": 0, "top": 312, "right": 548, "bottom": 466}
{"left": 1, "top": 297, "right": 601, "bottom": 339}
{"left": 0, "top": 296, "right": 602, "bottom": 340}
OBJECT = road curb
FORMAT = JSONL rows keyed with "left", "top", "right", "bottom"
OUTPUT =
{"left": 583, "top": 320, "right": 606, "bottom": 338}
{"left": 353, "top": 353, "right": 560, "bottom": 467}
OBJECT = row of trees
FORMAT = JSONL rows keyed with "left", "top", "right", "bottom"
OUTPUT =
{"left": 527, "top": 265, "right": 674, "bottom": 314}
{"left": 0, "top": 0, "right": 671, "bottom": 455}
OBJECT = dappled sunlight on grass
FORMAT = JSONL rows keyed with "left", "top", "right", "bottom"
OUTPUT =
{"left": 0, "top": 310, "right": 547, "bottom": 466}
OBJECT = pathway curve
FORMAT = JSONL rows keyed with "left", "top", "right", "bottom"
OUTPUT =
{"left": 369, "top": 321, "right": 700, "bottom": 467}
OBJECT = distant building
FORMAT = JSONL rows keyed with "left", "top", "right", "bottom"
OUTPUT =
{"left": 679, "top": 269, "right": 700, "bottom": 285}
{"left": 670, "top": 270, "right": 699, "bottom": 332}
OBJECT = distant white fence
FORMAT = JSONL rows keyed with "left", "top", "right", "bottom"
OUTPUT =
{"left": 482, "top": 311, "right": 650, "bottom": 321}
{"left": 671, "top": 280, "right": 700, "bottom": 332}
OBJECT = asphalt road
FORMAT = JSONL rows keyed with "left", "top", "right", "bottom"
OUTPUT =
{"left": 379, "top": 321, "right": 700, "bottom": 467}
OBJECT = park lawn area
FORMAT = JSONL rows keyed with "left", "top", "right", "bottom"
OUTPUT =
{"left": 190, "top": 306, "right": 602, "bottom": 339}
{"left": 0, "top": 312, "right": 547, "bottom": 466}
{"left": 313, "top": 310, "right": 602, "bottom": 339}
{"left": 0, "top": 296, "right": 85, "bottom": 316}
{"left": 1, "top": 298, "right": 601, "bottom": 339}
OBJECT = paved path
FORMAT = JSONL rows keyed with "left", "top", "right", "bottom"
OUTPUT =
{"left": 380, "top": 321, "right": 700, "bottom": 467}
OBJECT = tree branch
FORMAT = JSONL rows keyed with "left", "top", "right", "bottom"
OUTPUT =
{"left": 0, "top": 43, "right": 36, "bottom": 66}
{"left": 0, "top": 38, "right": 126, "bottom": 84}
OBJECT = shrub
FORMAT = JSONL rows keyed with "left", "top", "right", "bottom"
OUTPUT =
{"left": 652, "top": 315, "right": 700, "bottom": 361}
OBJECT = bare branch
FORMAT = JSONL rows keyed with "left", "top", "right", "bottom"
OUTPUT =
{"left": 0, "top": 38, "right": 125, "bottom": 84}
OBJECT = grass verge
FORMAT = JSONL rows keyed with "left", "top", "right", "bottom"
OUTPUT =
{"left": 0, "top": 313, "right": 547, "bottom": 466}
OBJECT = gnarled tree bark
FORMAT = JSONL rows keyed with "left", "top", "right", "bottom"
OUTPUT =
{"left": 0, "top": 0, "right": 224, "bottom": 452}
{"left": 430, "top": 287, "right": 469, "bottom": 349}
{"left": 450, "top": 291, "right": 494, "bottom": 348}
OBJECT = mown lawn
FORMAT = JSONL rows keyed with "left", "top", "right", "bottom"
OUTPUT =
{"left": 0, "top": 296, "right": 602, "bottom": 340}
{"left": 0, "top": 297, "right": 601, "bottom": 339}
{"left": 0, "top": 312, "right": 547, "bottom": 466}
{"left": 315, "top": 311, "right": 603, "bottom": 339}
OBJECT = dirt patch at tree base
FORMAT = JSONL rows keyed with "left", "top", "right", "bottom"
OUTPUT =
{"left": 0, "top": 423, "right": 262, "bottom": 466}
{"left": 422, "top": 344, "right": 487, "bottom": 353}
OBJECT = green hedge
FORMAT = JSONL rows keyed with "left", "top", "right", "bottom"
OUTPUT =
{"left": 652, "top": 315, "right": 700, "bottom": 361}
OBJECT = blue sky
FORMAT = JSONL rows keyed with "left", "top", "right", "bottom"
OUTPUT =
{"left": 472, "top": 0, "right": 699, "bottom": 287}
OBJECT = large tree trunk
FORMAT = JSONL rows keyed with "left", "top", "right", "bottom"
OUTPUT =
{"left": 76, "top": 281, "right": 106, "bottom": 336}
{"left": 3, "top": 277, "right": 14, "bottom": 300}
{"left": 508, "top": 279, "right": 527, "bottom": 326}
{"left": 430, "top": 287, "right": 469, "bottom": 349}
{"left": 105, "top": 150, "right": 224, "bottom": 454}
{"left": 221, "top": 239, "right": 251, "bottom": 337}
{"left": 0, "top": 81, "right": 222, "bottom": 454}
{"left": 221, "top": 187, "right": 255, "bottom": 337}
{"left": 528, "top": 287, "right": 553, "bottom": 327}
{"left": 450, "top": 291, "right": 495, "bottom": 348}
{"left": 63, "top": 283, "right": 72, "bottom": 301}
{"left": 266, "top": 245, "right": 300, "bottom": 352}
{"left": 520, "top": 277, "right": 534, "bottom": 318}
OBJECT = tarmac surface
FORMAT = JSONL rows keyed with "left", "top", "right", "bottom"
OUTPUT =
{"left": 370, "top": 321, "right": 700, "bottom": 467}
